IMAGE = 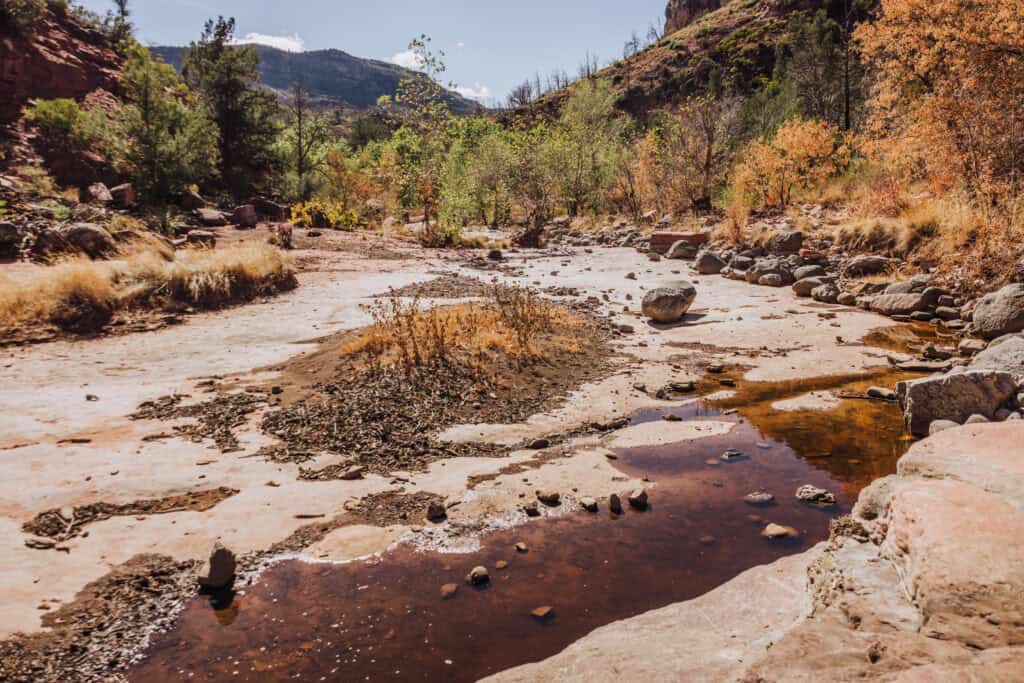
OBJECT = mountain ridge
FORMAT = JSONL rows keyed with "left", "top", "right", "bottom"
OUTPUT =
{"left": 151, "top": 43, "right": 480, "bottom": 113}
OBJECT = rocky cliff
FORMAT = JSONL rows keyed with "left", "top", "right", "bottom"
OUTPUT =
{"left": 664, "top": 0, "right": 724, "bottom": 34}
{"left": 0, "top": 8, "right": 120, "bottom": 126}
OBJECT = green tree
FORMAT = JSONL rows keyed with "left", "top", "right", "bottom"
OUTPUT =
{"left": 117, "top": 44, "right": 218, "bottom": 208}
{"left": 547, "top": 79, "right": 629, "bottom": 216}
{"left": 181, "top": 17, "right": 281, "bottom": 196}
{"left": 282, "top": 82, "right": 329, "bottom": 200}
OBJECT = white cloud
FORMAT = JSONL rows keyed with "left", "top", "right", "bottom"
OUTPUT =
{"left": 234, "top": 32, "right": 305, "bottom": 53}
{"left": 456, "top": 41, "right": 466, "bottom": 48}
{"left": 391, "top": 49, "right": 424, "bottom": 70}
{"left": 455, "top": 83, "right": 492, "bottom": 101}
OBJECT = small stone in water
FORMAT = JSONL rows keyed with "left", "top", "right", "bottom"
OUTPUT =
{"left": 440, "top": 583, "right": 459, "bottom": 600}
{"left": 609, "top": 494, "right": 623, "bottom": 515}
{"left": 531, "top": 606, "right": 554, "bottom": 620}
{"left": 495, "top": 560, "right": 509, "bottom": 570}
{"left": 628, "top": 489, "right": 648, "bottom": 510}
{"left": 466, "top": 566, "right": 490, "bottom": 585}
{"left": 515, "top": 542, "right": 528, "bottom": 553}
{"left": 699, "top": 535, "right": 716, "bottom": 545}
{"left": 580, "top": 497, "right": 598, "bottom": 512}
{"left": 721, "top": 449, "right": 747, "bottom": 462}
{"left": 762, "top": 523, "right": 799, "bottom": 539}
{"left": 795, "top": 485, "right": 837, "bottom": 507}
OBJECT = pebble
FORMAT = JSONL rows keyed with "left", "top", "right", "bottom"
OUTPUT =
{"left": 495, "top": 560, "right": 509, "bottom": 570}
{"left": 609, "top": 493, "right": 623, "bottom": 514}
{"left": 440, "top": 583, "right": 459, "bottom": 600}
{"left": 762, "top": 523, "right": 799, "bottom": 539}
{"left": 580, "top": 497, "right": 598, "bottom": 512}
{"left": 523, "top": 501, "right": 541, "bottom": 517}
{"left": 743, "top": 491, "right": 774, "bottom": 505}
{"left": 515, "top": 542, "right": 529, "bottom": 553}
{"left": 537, "top": 490, "right": 561, "bottom": 506}
{"left": 466, "top": 566, "right": 490, "bottom": 585}
{"left": 531, "top": 606, "right": 554, "bottom": 620}
{"left": 720, "top": 449, "right": 747, "bottom": 462}
{"left": 628, "top": 489, "right": 648, "bottom": 510}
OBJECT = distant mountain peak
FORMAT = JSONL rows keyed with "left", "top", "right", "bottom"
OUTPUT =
{"left": 151, "top": 43, "right": 480, "bottom": 113}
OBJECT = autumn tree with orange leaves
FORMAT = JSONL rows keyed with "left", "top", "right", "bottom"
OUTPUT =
{"left": 856, "top": 0, "right": 1024, "bottom": 204}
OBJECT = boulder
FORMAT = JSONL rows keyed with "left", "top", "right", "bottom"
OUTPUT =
{"left": 109, "top": 183, "right": 134, "bottom": 209}
{"left": 252, "top": 196, "right": 290, "bottom": 221}
{"left": 426, "top": 501, "right": 447, "bottom": 522}
{"left": 792, "top": 277, "right": 825, "bottom": 298}
{"left": 896, "top": 370, "right": 1019, "bottom": 436}
{"left": 972, "top": 284, "right": 1024, "bottom": 339}
{"left": 758, "top": 273, "right": 785, "bottom": 287}
{"left": 650, "top": 231, "right": 708, "bottom": 255}
{"left": 695, "top": 250, "right": 726, "bottom": 274}
{"left": 179, "top": 191, "right": 206, "bottom": 210}
{"left": 197, "top": 542, "right": 236, "bottom": 591}
{"left": 793, "top": 265, "right": 826, "bottom": 281}
{"left": 0, "top": 221, "right": 22, "bottom": 253}
{"left": 795, "top": 485, "right": 836, "bottom": 507}
{"left": 766, "top": 230, "right": 803, "bottom": 254}
{"left": 837, "top": 292, "right": 857, "bottom": 306}
{"left": 727, "top": 255, "right": 754, "bottom": 272}
{"left": 843, "top": 255, "right": 895, "bottom": 277}
{"left": 811, "top": 283, "right": 840, "bottom": 304}
{"left": 969, "top": 337, "right": 1024, "bottom": 379}
{"left": 232, "top": 204, "right": 257, "bottom": 228}
{"left": 870, "top": 289, "right": 943, "bottom": 316}
{"left": 666, "top": 239, "right": 699, "bottom": 260}
{"left": 642, "top": 284, "right": 697, "bottom": 324}
{"left": 62, "top": 223, "right": 115, "bottom": 258}
{"left": 86, "top": 182, "right": 112, "bottom": 203}
{"left": 195, "top": 208, "right": 228, "bottom": 227}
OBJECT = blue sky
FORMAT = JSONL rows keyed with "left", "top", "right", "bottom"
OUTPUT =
{"left": 75, "top": 0, "right": 667, "bottom": 105}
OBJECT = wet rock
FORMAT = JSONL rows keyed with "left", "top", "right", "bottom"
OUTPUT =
{"left": 628, "top": 489, "right": 648, "bottom": 510}
{"left": 609, "top": 494, "right": 623, "bottom": 514}
{"left": 761, "top": 523, "right": 799, "bottom": 539}
{"left": 426, "top": 501, "right": 447, "bottom": 522}
{"left": 897, "top": 370, "right": 1019, "bottom": 436}
{"left": 537, "top": 490, "right": 560, "bottom": 506}
{"left": 495, "top": 560, "right": 509, "bottom": 570}
{"left": 695, "top": 250, "right": 726, "bottom": 274}
{"left": 531, "top": 606, "right": 555, "bottom": 620}
{"left": 197, "top": 542, "right": 236, "bottom": 590}
{"left": 972, "top": 284, "right": 1024, "bottom": 339}
{"left": 580, "top": 497, "right": 599, "bottom": 513}
{"left": 867, "top": 386, "right": 897, "bottom": 401}
{"left": 62, "top": 223, "right": 115, "bottom": 258}
{"left": 720, "top": 449, "right": 747, "bottom": 462}
{"left": 641, "top": 284, "right": 697, "bottom": 324}
{"left": 929, "top": 419, "right": 960, "bottom": 435}
{"left": 440, "top": 583, "right": 459, "bottom": 599}
{"left": 795, "top": 485, "right": 837, "bottom": 507}
{"left": 515, "top": 542, "right": 528, "bottom": 553}
{"left": 744, "top": 491, "right": 774, "bottom": 505}
{"left": 466, "top": 566, "right": 490, "bottom": 586}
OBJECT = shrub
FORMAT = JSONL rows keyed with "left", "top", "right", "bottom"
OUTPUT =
{"left": 291, "top": 199, "right": 359, "bottom": 230}
{"left": 730, "top": 118, "right": 849, "bottom": 210}
{"left": 1, "top": 0, "right": 46, "bottom": 35}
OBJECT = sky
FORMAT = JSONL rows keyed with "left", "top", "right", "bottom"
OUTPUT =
{"left": 75, "top": 0, "right": 667, "bottom": 105}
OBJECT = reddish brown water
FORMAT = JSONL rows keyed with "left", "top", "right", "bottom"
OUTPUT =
{"left": 130, "top": 367, "right": 918, "bottom": 682}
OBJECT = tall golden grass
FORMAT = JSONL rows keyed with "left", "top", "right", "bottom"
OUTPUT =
{"left": 0, "top": 241, "right": 296, "bottom": 333}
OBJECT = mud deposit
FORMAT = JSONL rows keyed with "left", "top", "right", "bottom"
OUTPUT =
{"left": 129, "top": 369, "right": 917, "bottom": 682}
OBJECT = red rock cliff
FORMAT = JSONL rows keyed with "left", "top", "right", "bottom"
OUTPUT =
{"left": 665, "top": 0, "right": 725, "bottom": 35}
{"left": 0, "top": 9, "right": 120, "bottom": 125}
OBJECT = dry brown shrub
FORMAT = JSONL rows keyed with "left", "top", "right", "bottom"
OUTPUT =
{"left": 342, "top": 285, "right": 585, "bottom": 373}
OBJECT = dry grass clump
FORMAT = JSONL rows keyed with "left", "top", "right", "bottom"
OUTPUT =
{"left": 0, "top": 242, "right": 296, "bottom": 335}
{"left": 341, "top": 285, "right": 586, "bottom": 371}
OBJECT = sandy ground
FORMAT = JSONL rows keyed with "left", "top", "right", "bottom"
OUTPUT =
{"left": 0, "top": 241, "right": 905, "bottom": 639}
